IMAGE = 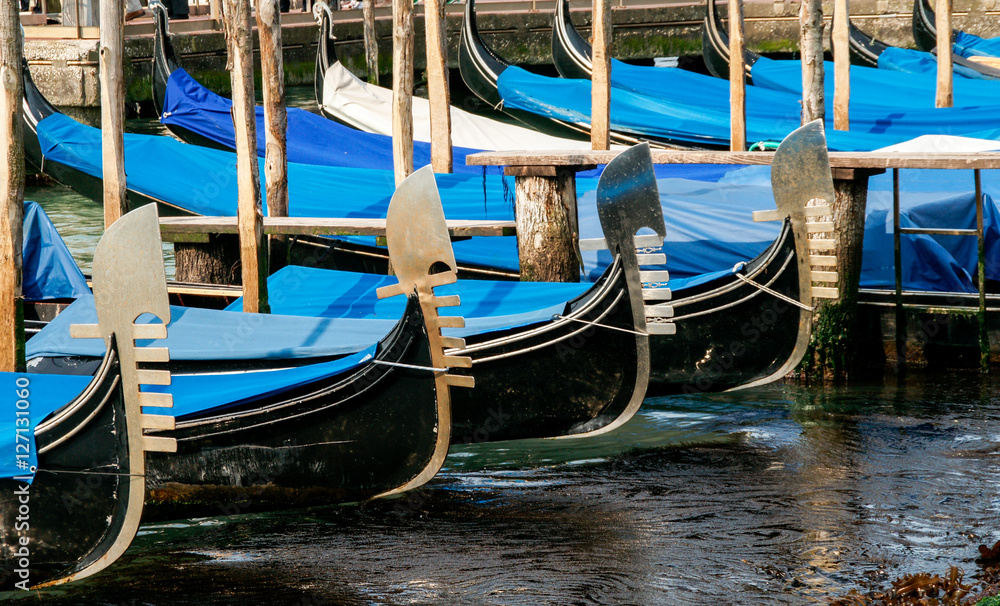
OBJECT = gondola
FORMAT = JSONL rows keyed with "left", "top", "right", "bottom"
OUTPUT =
{"left": 458, "top": 0, "right": 657, "bottom": 147}
{"left": 2, "top": 206, "right": 177, "bottom": 590}
{"left": 28, "top": 175, "right": 475, "bottom": 511}
{"left": 914, "top": 0, "right": 1000, "bottom": 65}
{"left": 842, "top": 13, "right": 1000, "bottom": 79}
{"left": 311, "top": 2, "right": 598, "bottom": 152}
{"left": 913, "top": 0, "right": 944, "bottom": 54}
{"left": 701, "top": 0, "right": 759, "bottom": 80}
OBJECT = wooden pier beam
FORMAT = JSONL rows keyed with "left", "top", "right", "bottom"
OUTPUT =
{"left": 0, "top": 5, "right": 25, "bottom": 372}
{"left": 363, "top": 0, "right": 380, "bottom": 84}
{"left": 100, "top": 0, "right": 127, "bottom": 227}
{"left": 425, "top": 0, "right": 453, "bottom": 173}
{"left": 935, "top": 0, "right": 953, "bottom": 108}
{"left": 392, "top": 0, "right": 414, "bottom": 186}
{"left": 506, "top": 166, "right": 586, "bottom": 283}
{"left": 256, "top": 0, "right": 289, "bottom": 272}
{"left": 591, "top": 0, "right": 612, "bottom": 150}
{"left": 832, "top": 0, "right": 850, "bottom": 130}
{"left": 223, "top": 0, "right": 269, "bottom": 313}
{"left": 728, "top": 0, "right": 746, "bottom": 151}
{"left": 799, "top": 0, "right": 825, "bottom": 124}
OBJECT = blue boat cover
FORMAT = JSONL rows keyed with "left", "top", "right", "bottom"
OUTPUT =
{"left": 877, "top": 46, "right": 995, "bottom": 80}
{"left": 162, "top": 68, "right": 487, "bottom": 175}
{"left": 750, "top": 56, "right": 1000, "bottom": 110}
{"left": 22, "top": 201, "right": 91, "bottom": 301}
{"left": 954, "top": 31, "right": 1000, "bottom": 59}
{"left": 496, "top": 65, "right": 910, "bottom": 151}
{"left": 1, "top": 371, "right": 91, "bottom": 481}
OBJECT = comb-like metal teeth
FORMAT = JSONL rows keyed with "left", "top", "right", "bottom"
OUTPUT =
{"left": 443, "top": 354, "right": 472, "bottom": 368}
{"left": 639, "top": 270, "right": 670, "bottom": 283}
{"left": 646, "top": 322, "right": 677, "bottom": 335}
{"left": 138, "top": 392, "right": 173, "bottom": 408}
{"left": 132, "top": 324, "right": 167, "bottom": 340}
{"left": 434, "top": 316, "right": 465, "bottom": 329}
{"left": 812, "top": 287, "right": 839, "bottom": 299}
{"left": 375, "top": 283, "right": 404, "bottom": 300}
{"left": 811, "top": 270, "right": 838, "bottom": 282}
{"left": 441, "top": 336, "right": 466, "bottom": 349}
{"left": 433, "top": 295, "right": 461, "bottom": 308}
{"left": 134, "top": 347, "right": 169, "bottom": 363}
{"left": 579, "top": 234, "right": 665, "bottom": 252}
{"left": 637, "top": 253, "right": 667, "bottom": 265}
{"left": 141, "top": 414, "right": 175, "bottom": 431}
{"left": 809, "top": 255, "right": 837, "bottom": 266}
{"left": 644, "top": 305, "right": 674, "bottom": 318}
{"left": 143, "top": 436, "right": 177, "bottom": 453}
{"left": 807, "top": 238, "right": 836, "bottom": 250}
{"left": 444, "top": 374, "right": 475, "bottom": 389}
{"left": 641, "top": 287, "right": 672, "bottom": 301}
{"left": 136, "top": 369, "right": 171, "bottom": 386}
{"left": 806, "top": 222, "right": 834, "bottom": 233}
{"left": 70, "top": 324, "right": 102, "bottom": 339}
{"left": 753, "top": 204, "right": 833, "bottom": 223}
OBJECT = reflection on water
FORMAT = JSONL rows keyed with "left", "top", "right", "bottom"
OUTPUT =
{"left": 9, "top": 374, "right": 1000, "bottom": 605}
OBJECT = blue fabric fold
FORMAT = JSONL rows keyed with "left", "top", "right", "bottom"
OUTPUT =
{"left": 22, "top": 201, "right": 91, "bottom": 301}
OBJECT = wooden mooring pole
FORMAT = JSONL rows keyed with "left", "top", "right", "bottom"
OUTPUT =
{"left": 728, "top": 0, "right": 746, "bottom": 151}
{"left": 425, "top": 0, "right": 453, "bottom": 173}
{"left": 510, "top": 167, "right": 584, "bottom": 283}
{"left": 832, "top": 0, "right": 850, "bottom": 130}
{"left": 100, "top": 0, "right": 127, "bottom": 227}
{"left": 256, "top": 0, "right": 289, "bottom": 272}
{"left": 591, "top": 0, "right": 612, "bottom": 150}
{"left": 363, "top": 0, "right": 380, "bottom": 84}
{"left": 935, "top": 0, "right": 953, "bottom": 108}
{"left": 0, "top": 5, "right": 25, "bottom": 371}
{"left": 223, "top": 0, "right": 269, "bottom": 313}
{"left": 392, "top": 0, "right": 414, "bottom": 186}
{"left": 799, "top": 0, "right": 825, "bottom": 124}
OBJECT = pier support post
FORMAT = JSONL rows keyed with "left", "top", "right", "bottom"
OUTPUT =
{"left": 0, "top": 7, "right": 25, "bottom": 372}
{"left": 935, "top": 0, "right": 953, "bottom": 108}
{"left": 223, "top": 0, "right": 269, "bottom": 313}
{"left": 728, "top": 0, "right": 746, "bottom": 151}
{"left": 256, "top": 0, "right": 289, "bottom": 272}
{"left": 806, "top": 168, "right": 883, "bottom": 378}
{"left": 799, "top": 0, "right": 825, "bottom": 124}
{"left": 506, "top": 166, "right": 589, "bottom": 283}
{"left": 425, "top": 0, "right": 453, "bottom": 173}
{"left": 363, "top": 0, "right": 380, "bottom": 84}
{"left": 591, "top": 0, "right": 612, "bottom": 150}
{"left": 392, "top": 0, "right": 414, "bottom": 186}
{"left": 100, "top": 0, "right": 127, "bottom": 227}
{"left": 832, "top": 0, "right": 850, "bottom": 130}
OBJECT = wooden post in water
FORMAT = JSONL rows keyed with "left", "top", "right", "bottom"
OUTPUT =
{"left": 223, "top": 0, "right": 269, "bottom": 313}
{"left": 100, "top": 0, "right": 127, "bottom": 227}
{"left": 798, "top": 0, "right": 825, "bottom": 124}
{"left": 935, "top": 0, "right": 953, "bottom": 108}
{"left": 832, "top": 0, "right": 850, "bottom": 130}
{"left": 392, "top": 0, "right": 414, "bottom": 186}
{"left": 0, "top": 6, "right": 25, "bottom": 371}
{"left": 591, "top": 0, "right": 612, "bottom": 150}
{"left": 256, "top": 0, "right": 289, "bottom": 272}
{"left": 510, "top": 167, "right": 582, "bottom": 283}
{"left": 728, "top": 0, "right": 746, "bottom": 151}
{"left": 425, "top": 0, "right": 452, "bottom": 173}
{"left": 363, "top": 0, "right": 380, "bottom": 84}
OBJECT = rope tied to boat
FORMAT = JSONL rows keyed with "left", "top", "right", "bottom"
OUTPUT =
{"left": 731, "top": 262, "right": 815, "bottom": 312}
{"left": 373, "top": 359, "right": 449, "bottom": 373}
{"left": 551, "top": 314, "right": 650, "bottom": 337}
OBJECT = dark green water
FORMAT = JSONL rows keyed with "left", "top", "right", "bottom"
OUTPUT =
{"left": 14, "top": 88, "right": 1000, "bottom": 605}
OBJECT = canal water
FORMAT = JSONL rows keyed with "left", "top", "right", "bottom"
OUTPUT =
{"left": 14, "top": 89, "right": 1000, "bottom": 605}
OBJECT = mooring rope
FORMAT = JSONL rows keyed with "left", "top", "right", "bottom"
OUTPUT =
{"left": 372, "top": 359, "right": 449, "bottom": 373}
{"left": 551, "top": 314, "right": 650, "bottom": 337}
{"left": 731, "top": 262, "right": 814, "bottom": 311}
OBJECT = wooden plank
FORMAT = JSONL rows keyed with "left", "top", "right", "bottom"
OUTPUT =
{"left": 392, "top": 0, "right": 414, "bottom": 186}
{"left": 0, "top": 3, "right": 25, "bottom": 372}
{"left": 936, "top": 0, "right": 953, "bottom": 108}
{"left": 728, "top": 0, "right": 746, "bottom": 151}
{"left": 591, "top": 0, "right": 612, "bottom": 151}
{"left": 255, "top": 0, "right": 289, "bottom": 272}
{"left": 467, "top": 150, "right": 1000, "bottom": 170}
{"left": 159, "top": 216, "right": 516, "bottom": 238}
{"left": 799, "top": 0, "right": 825, "bottom": 124}
{"left": 832, "top": 0, "right": 850, "bottom": 130}
{"left": 362, "top": 0, "right": 380, "bottom": 84}
{"left": 100, "top": 0, "right": 127, "bottom": 228}
{"left": 425, "top": 0, "right": 453, "bottom": 173}
{"left": 223, "top": 0, "right": 269, "bottom": 313}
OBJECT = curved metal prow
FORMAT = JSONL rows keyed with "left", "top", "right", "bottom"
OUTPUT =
{"left": 151, "top": 1, "right": 181, "bottom": 118}
{"left": 375, "top": 166, "right": 473, "bottom": 496}
{"left": 913, "top": 0, "right": 939, "bottom": 53}
{"left": 738, "top": 120, "right": 838, "bottom": 390}
{"left": 702, "top": 0, "right": 758, "bottom": 79}
{"left": 313, "top": 1, "right": 338, "bottom": 111}
{"left": 458, "top": 0, "right": 509, "bottom": 108}
{"left": 552, "top": 0, "right": 594, "bottom": 79}
{"left": 45, "top": 205, "right": 176, "bottom": 586}
{"left": 843, "top": 18, "right": 890, "bottom": 68}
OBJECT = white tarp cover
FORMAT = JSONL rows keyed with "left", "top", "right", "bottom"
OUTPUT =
{"left": 877, "top": 134, "right": 1000, "bottom": 153}
{"left": 321, "top": 61, "right": 609, "bottom": 151}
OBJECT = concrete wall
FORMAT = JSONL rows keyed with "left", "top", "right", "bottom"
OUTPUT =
{"left": 23, "top": 0, "right": 1000, "bottom": 108}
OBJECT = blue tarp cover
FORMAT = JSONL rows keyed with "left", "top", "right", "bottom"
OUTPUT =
{"left": 162, "top": 68, "right": 487, "bottom": 175}
{"left": 877, "top": 46, "right": 994, "bottom": 80}
{"left": 22, "top": 201, "right": 91, "bottom": 301}
{"left": 750, "top": 56, "right": 1000, "bottom": 110}
{"left": 955, "top": 31, "right": 1000, "bottom": 59}
{"left": 1, "top": 371, "right": 91, "bottom": 481}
